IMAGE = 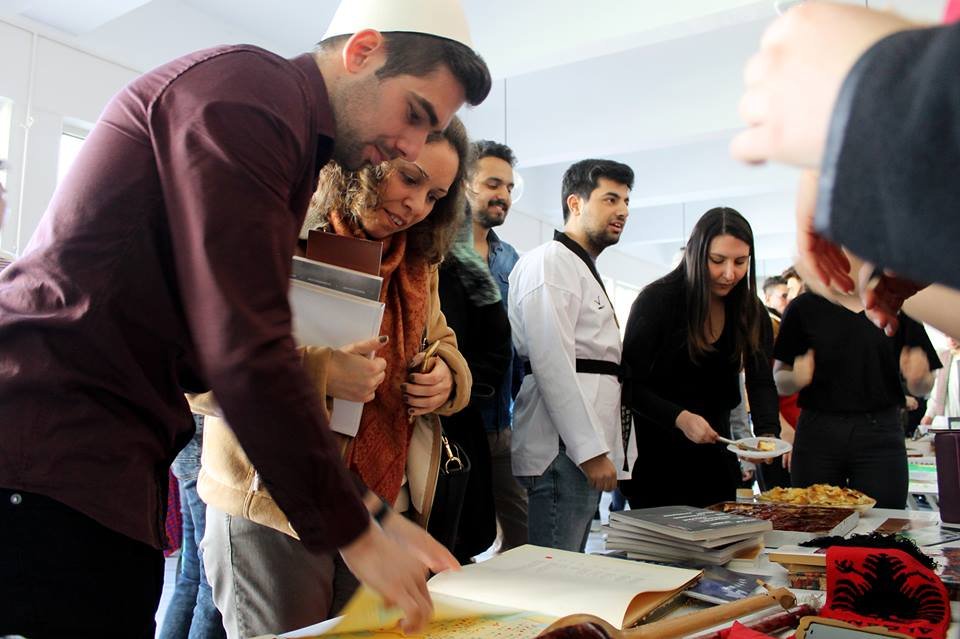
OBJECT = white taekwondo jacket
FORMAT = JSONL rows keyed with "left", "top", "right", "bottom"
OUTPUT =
{"left": 508, "top": 231, "right": 637, "bottom": 479}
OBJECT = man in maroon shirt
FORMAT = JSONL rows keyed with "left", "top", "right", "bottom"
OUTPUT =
{"left": 0, "top": 4, "right": 490, "bottom": 637}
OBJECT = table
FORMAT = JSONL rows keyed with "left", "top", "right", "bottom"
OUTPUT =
{"left": 272, "top": 509, "right": 959, "bottom": 638}
{"left": 719, "top": 508, "right": 959, "bottom": 636}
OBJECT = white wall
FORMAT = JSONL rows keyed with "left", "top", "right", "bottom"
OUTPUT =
{"left": 492, "top": 202, "right": 669, "bottom": 293}
{"left": 0, "top": 18, "right": 138, "bottom": 256}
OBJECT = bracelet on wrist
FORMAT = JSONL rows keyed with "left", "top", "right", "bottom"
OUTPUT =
{"left": 371, "top": 498, "right": 391, "bottom": 525}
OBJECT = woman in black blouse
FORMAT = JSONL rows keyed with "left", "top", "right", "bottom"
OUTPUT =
{"left": 773, "top": 295, "right": 937, "bottom": 508}
{"left": 619, "top": 207, "right": 780, "bottom": 508}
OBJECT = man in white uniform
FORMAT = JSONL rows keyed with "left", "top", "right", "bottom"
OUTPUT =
{"left": 923, "top": 338, "right": 960, "bottom": 427}
{"left": 508, "top": 159, "right": 638, "bottom": 552}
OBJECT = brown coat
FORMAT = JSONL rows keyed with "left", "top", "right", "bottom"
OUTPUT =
{"left": 191, "top": 267, "right": 471, "bottom": 538}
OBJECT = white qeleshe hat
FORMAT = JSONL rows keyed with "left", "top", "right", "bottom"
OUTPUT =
{"left": 322, "top": 0, "right": 473, "bottom": 48}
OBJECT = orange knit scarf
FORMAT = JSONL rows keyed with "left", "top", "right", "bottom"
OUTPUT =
{"left": 327, "top": 212, "right": 430, "bottom": 503}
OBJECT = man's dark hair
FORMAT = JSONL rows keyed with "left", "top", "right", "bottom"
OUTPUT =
{"left": 762, "top": 275, "right": 787, "bottom": 295}
{"left": 469, "top": 140, "right": 516, "bottom": 178}
{"left": 560, "top": 159, "right": 634, "bottom": 222}
{"left": 317, "top": 32, "right": 491, "bottom": 106}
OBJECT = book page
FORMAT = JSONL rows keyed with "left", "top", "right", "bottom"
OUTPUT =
{"left": 426, "top": 545, "right": 700, "bottom": 628}
{"left": 292, "top": 586, "right": 553, "bottom": 638}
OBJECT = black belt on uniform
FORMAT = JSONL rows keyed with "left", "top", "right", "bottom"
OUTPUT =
{"left": 523, "top": 358, "right": 623, "bottom": 380}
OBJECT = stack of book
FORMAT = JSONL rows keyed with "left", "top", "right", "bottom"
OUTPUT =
{"left": 767, "top": 546, "right": 828, "bottom": 591}
{"left": 605, "top": 505, "right": 771, "bottom": 565}
{"left": 768, "top": 518, "right": 960, "bottom": 595}
{"left": 288, "top": 231, "right": 385, "bottom": 437}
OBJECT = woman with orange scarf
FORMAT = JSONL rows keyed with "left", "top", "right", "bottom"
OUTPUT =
{"left": 192, "top": 119, "right": 472, "bottom": 638}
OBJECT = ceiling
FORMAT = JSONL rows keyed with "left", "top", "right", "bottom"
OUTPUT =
{"left": 0, "top": 0, "right": 948, "bottom": 277}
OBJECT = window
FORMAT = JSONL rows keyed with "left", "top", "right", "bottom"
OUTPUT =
{"left": 0, "top": 97, "right": 11, "bottom": 188}
{"left": 57, "top": 122, "right": 90, "bottom": 185}
{"left": 0, "top": 97, "right": 13, "bottom": 248}
{"left": 612, "top": 281, "right": 640, "bottom": 338}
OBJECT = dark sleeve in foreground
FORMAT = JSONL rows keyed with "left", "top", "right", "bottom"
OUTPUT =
{"left": 622, "top": 282, "right": 683, "bottom": 428}
{"left": 745, "top": 306, "right": 780, "bottom": 437}
{"left": 153, "top": 53, "right": 367, "bottom": 552}
{"left": 815, "top": 22, "right": 960, "bottom": 290}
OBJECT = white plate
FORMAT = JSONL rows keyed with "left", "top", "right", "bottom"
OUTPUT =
{"left": 726, "top": 436, "right": 792, "bottom": 460}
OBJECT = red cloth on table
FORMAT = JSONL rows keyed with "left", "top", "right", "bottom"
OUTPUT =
{"left": 820, "top": 547, "right": 950, "bottom": 638}
{"left": 725, "top": 621, "right": 778, "bottom": 639}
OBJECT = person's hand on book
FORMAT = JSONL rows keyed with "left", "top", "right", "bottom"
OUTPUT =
{"left": 326, "top": 336, "right": 389, "bottom": 402}
{"left": 404, "top": 354, "right": 453, "bottom": 417}
{"left": 339, "top": 519, "right": 434, "bottom": 634}
{"left": 379, "top": 505, "right": 460, "bottom": 577}
{"left": 580, "top": 453, "right": 618, "bottom": 491}
{"left": 675, "top": 410, "right": 719, "bottom": 444}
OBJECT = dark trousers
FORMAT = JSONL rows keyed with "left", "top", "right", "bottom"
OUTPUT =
{"left": 757, "top": 459, "right": 792, "bottom": 491}
{"left": 0, "top": 488, "right": 164, "bottom": 638}
{"left": 790, "top": 407, "right": 908, "bottom": 509}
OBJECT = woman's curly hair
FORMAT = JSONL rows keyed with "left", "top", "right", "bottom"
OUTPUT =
{"left": 303, "top": 116, "right": 471, "bottom": 264}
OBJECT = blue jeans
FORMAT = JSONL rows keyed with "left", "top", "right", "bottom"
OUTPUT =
{"left": 159, "top": 425, "right": 225, "bottom": 639}
{"left": 517, "top": 451, "right": 599, "bottom": 552}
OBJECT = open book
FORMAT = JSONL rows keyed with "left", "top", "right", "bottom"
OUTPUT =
{"left": 260, "top": 545, "right": 701, "bottom": 638}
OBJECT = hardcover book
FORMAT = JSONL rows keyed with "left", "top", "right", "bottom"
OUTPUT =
{"left": 288, "top": 280, "right": 384, "bottom": 437}
{"left": 292, "top": 256, "right": 382, "bottom": 302}
{"left": 605, "top": 529, "right": 763, "bottom": 565}
{"left": 306, "top": 228, "right": 382, "bottom": 275}
{"left": 609, "top": 505, "right": 772, "bottom": 542}
{"left": 683, "top": 565, "right": 764, "bottom": 605}
{"left": 607, "top": 518, "right": 764, "bottom": 549}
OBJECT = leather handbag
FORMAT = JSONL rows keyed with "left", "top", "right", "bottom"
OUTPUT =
{"left": 404, "top": 341, "right": 472, "bottom": 552}
{"left": 427, "top": 418, "right": 471, "bottom": 551}
{"left": 406, "top": 413, "right": 471, "bottom": 550}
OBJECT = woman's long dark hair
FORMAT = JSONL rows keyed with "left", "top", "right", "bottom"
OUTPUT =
{"left": 681, "top": 207, "right": 762, "bottom": 365}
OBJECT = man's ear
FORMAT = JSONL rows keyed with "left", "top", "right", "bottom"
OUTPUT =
{"left": 566, "top": 193, "right": 581, "bottom": 219}
{"left": 464, "top": 174, "right": 479, "bottom": 196}
{"left": 341, "top": 29, "right": 386, "bottom": 74}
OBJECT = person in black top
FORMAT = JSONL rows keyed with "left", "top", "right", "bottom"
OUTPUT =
{"left": 773, "top": 293, "right": 939, "bottom": 508}
{"left": 620, "top": 207, "right": 781, "bottom": 508}
{"left": 438, "top": 211, "right": 512, "bottom": 562}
